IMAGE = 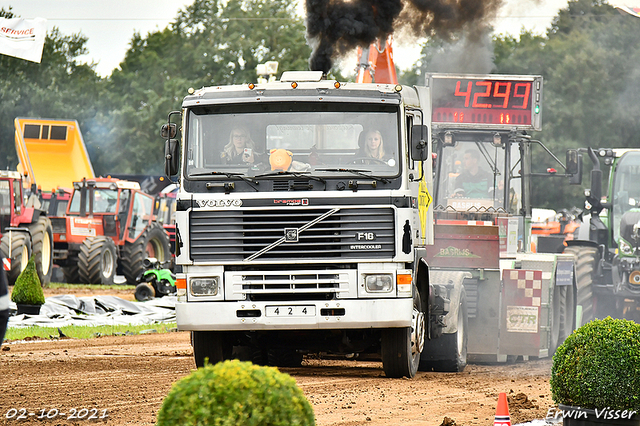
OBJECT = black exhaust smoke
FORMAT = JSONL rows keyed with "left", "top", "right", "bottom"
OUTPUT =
{"left": 305, "top": 0, "right": 503, "bottom": 74}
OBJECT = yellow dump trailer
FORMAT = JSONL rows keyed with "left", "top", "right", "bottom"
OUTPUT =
{"left": 14, "top": 118, "right": 95, "bottom": 191}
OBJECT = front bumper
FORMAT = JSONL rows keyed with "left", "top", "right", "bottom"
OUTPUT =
{"left": 176, "top": 298, "right": 413, "bottom": 331}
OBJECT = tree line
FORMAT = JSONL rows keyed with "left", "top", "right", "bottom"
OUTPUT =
{"left": 1, "top": 0, "right": 638, "bottom": 209}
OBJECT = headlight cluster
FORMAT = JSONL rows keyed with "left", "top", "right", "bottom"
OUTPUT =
{"left": 364, "top": 274, "right": 393, "bottom": 293}
{"left": 190, "top": 278, "right": 219, "bottom": 296}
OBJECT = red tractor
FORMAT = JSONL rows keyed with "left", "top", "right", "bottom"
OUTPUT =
{"left": 52, "top": 177, "right": 170, "bottom": 285}
{"left": 0, "top": 170, "right": 53, "bottom": 286}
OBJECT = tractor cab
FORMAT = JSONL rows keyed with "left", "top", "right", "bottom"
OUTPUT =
{"left": 61, "top": 178, "right": 153, "bottom": 247}
{"left": 52, "top": 177, "right": 170, "bottom": 285}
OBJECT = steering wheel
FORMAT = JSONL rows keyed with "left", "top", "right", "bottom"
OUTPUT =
{"left": 348, "top": 157, "right": 389, "bottom": 166}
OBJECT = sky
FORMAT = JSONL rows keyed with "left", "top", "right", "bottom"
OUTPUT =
{"left": 0, "top": 0, "right": 636, "bottom": 77}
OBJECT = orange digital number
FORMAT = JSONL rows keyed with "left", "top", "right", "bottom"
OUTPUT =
{"left": 513, "top": 82, "right": 531, "bottom": 109}
{"left": 493, "top": 82, "right": 512, "bottom": 108}
{"left": 454, "top": 80, "right": 472, "bottom": 107}
{"left": 472, "top": 81, "right": 492, "bottom": 108}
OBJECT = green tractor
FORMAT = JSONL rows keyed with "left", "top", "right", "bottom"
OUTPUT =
{"left": 565, "top": 147, "right": 640, "bottom": 323}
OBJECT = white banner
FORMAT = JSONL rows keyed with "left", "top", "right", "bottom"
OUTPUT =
{"left": 0, "top": 18, "right": 47, "bottom": 63}
{"left": 616, "top": 6, "right": 640, "bottom": 19}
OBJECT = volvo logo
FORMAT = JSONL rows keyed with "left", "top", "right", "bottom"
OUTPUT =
{"left": 284, "top": 228, "right": 299, "bottom": 242}
{"left": 195, "top": 199, "right": 243, "bottom": 208}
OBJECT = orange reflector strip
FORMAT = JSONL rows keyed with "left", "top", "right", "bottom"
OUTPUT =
{"left": 175, "top": 278, "right": 187, "bottom": 289}
{"left": 397, "top": 274, "right": 412, "bottom": 285}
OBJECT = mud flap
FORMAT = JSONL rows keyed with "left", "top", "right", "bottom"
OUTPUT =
{"left": 428, "top": 270, "right": 471, "bottom": 334}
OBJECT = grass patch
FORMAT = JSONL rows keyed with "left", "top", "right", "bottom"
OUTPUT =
{"left": 45, "top": 282, "right": 136, "bottom": 291}
{"left": 5, "top": 322, "right": 178, "bottom": 341}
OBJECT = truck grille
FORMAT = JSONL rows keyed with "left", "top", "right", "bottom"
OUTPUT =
{"left": 190, "top": 207, "right": 395, "bottom": 262}
{"left": 226, "top": 270, "right": 354, "bottom": 301}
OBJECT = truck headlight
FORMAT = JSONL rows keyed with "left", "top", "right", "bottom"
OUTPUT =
{"left": 190, "top": 278, "right": 219, "bottom": 296}
{"left": 364, "top": 274, "right": 393, "bottom": 293}
{"left": 619, "top": 239, "right": 634, "bottom": 255}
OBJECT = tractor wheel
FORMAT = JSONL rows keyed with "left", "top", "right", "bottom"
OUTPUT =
{"left": 381, "top": 289, "right": 424, "bottom": 378}
{"left": 62, "top": 264, "right": 80, "bottom": 284}
{"left": 563, "top": 245, "right": 597, "bottom": 326}
{"left": 0, "top": 231, "right": 32, "bottom": 285}
{"left": 28, "top": 215, "right": 53, "bottom": 286}
{"left": 550, "top": 281, "right": 576, "bottom": 352}
{"left": 78, "top": 237, "right": 117, "bottom": 285}
{"left": 192, "top": 331, "right": 233, "bottom": 368}
{"left": 121, "top": 223, "right": 170, "bottom": 285}
{"left": 420, "top": 288, "right": 468, "bottom": 372}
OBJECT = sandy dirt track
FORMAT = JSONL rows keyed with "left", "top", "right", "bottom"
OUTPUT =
{"left": 1, "top": 332, "right": 555, "bottom": 426}
{"left": 0, "top": 287, "right": 556, "bottom": 425}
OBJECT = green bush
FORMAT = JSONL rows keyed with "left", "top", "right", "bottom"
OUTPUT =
{"left": 10, "top": 256, "right": 45, "bottom": 305}
{"left": 156, "top": 359, "right": 315, "bottom": 426}
{"left": 551, "top": 317, "right": 640, "bottom": 410}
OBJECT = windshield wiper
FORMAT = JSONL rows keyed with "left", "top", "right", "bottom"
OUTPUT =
{"left": 315, "top": 168, "right": 391, "bottom": 184}
{"left": 254, "top": 170, "right": 326, "bottom": 185}
{"left": 188, "top": 171, "right": 259, "bottom": 191}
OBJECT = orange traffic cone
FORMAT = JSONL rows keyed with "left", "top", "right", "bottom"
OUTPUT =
{"left": 494, "top": 392, "right": 511, "bottom": 426}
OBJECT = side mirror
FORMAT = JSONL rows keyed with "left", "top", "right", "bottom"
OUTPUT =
{"left": 161, "top": 123, "right": 177, "bottom": 139}
{"left": 411, "top": 125, "right": 429, "bottom": 162}
{"left": 164, "top": 139, "right": 179, "bottom": 177}
{"left": 566, "top": 149, "right": 582, "bottom": 185}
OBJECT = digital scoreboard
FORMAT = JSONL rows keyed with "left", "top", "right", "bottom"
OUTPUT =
{"left": 427, "top": 74, "right": 543, "bottom": 131}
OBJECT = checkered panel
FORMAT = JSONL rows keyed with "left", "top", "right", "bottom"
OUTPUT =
{"left": 508, "top": 269, "right": 542, "bottom": 307}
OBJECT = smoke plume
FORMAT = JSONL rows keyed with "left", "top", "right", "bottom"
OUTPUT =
{"left": 305, "top": 0, "right": 503, "bottom": 73}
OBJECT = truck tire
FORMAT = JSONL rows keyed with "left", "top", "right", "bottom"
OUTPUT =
{"left": 563, "top": 245, "right": 596, "bottom": 326}
{"left": 550, "top": 281, "right": 575, "bottom": 352}
{"left": 28, "top": 216, "right": 53, "bottom": 286}
{"left": 420, "top": 288, "right": 468, "bottom": 372}
{"left": 381, "top": 290, "right": 424, "bottom": 378}
{"left": 267, "top": 347, "right": 303, "bottom": 368}
{"left": 121, "top": 223, "right": 170, "bottom": 285}
{"left": 0, "top": 231, "right": 32, "bottom": 285}
{"left": 78, "top": 237, "right": 117, "bottom": 285}
{"left": 192, "top": 331, "right": 232, "bottom": 368}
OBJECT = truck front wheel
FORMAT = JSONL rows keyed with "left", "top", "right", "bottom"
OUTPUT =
{"left": 192, "top": 331, "right": 232, "bottom": 368}
{"left": 381, "top": 291, "right": 424, "bottom": 378}
{"left": 420, "top": 288, "right": 468, "bottom": 372}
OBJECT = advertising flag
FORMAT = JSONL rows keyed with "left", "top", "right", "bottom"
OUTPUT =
{"left": 0, "top": 18, "right": 47, "bottom": 63}
{"left": 616, "top": 6, "right": 640, "bottom": 18}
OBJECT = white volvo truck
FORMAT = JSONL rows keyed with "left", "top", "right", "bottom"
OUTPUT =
{"left": 162, "top": 70, "right": 460, "bottom": 378}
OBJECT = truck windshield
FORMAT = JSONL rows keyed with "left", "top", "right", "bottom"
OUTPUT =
{"left": 185, "top": 103, "right": 400, "bottom": 178}
{"left": 435, "top": 140, "right": 522, "bottom": 214}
